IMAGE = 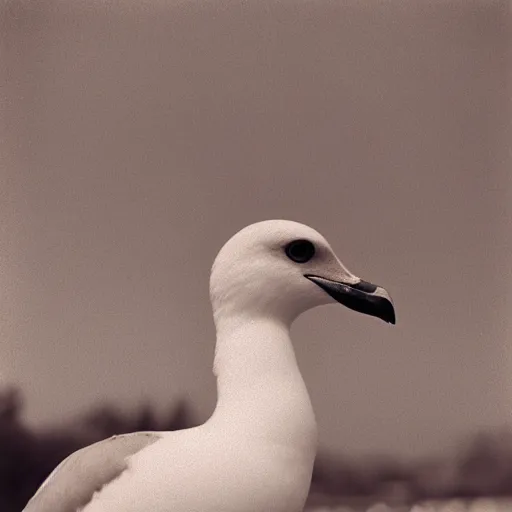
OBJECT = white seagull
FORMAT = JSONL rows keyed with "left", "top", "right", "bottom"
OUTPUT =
{"left": 23, "top": 219, "right": 395, "bottom": 512}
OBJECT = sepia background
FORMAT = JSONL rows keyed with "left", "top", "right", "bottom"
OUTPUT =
{"left": 1, "top": 0, "right": 511, "bottom": 510}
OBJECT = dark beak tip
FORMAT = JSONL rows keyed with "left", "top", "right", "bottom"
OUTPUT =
{"left": 383, "top": 302, "right": 396, "bottom": 325}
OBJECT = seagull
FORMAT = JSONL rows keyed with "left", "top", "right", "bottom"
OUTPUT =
{"left": 23, "top": 219, "right": 395, "bottom": 512}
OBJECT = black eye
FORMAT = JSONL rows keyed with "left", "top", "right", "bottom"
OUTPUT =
{"left": 284, "top": 239, "right": 315, "bottom": 263}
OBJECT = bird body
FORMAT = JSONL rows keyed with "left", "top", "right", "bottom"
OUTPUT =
{"left": 82, "top": 423, "right": 313, "bottom": 512}
{"left": 23, "top": 220, "right": 395, "bottom": 512}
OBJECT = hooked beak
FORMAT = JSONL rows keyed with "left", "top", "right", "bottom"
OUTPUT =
{"left": 305, "top": 274, "right": 396, "bottom": 324}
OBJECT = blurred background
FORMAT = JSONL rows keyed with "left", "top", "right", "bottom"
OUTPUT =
{"left": 1, "top": 0, "right": 511, "bottom": 510}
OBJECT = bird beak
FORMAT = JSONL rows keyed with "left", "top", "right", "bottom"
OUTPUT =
{"left": 305, "top": 274, "right": 396, "bottom": 324}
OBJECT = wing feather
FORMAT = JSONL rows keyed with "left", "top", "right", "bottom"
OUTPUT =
{"left": 23, "top": 431, "right": 162, "bottom": 512}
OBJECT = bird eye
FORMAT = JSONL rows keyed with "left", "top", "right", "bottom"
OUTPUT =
{"left": 284, "top": 239, "right": 315, "bottom": 264}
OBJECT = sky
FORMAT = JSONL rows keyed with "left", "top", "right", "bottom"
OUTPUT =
{"left": 1, "top": 0, "right": 511, "bottom": 460}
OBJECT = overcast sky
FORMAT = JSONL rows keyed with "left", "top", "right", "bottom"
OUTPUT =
{"left": 1, "top": 0, "right": 511, "bottom": 460}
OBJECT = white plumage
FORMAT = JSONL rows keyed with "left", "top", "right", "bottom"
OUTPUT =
{"left": 24, "top": 220, "right": 395, "bottom": 512}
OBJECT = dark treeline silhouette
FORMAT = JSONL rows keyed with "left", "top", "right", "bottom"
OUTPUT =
{"left": 310, "top": 429, "right": 512, "bottom": 507}
{"left": 0, "top": 387, "right": 196, "bottom": 511}
{"left": 1, "top": 386, "right": 512, "bottom": 511}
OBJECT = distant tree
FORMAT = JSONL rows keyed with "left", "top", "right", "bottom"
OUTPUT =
{"left": 454, "top": 429, "right": 512, "bottom": 497}
{"left": 0, "top": 385, "right": 198, "bottom": 512}
{"left": 0, "top": 387, "right": 39, "bottom": 511}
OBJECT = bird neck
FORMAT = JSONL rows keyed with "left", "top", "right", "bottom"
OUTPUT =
{"left": 210, "top": 315, "right": 318, "bottom": 454}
